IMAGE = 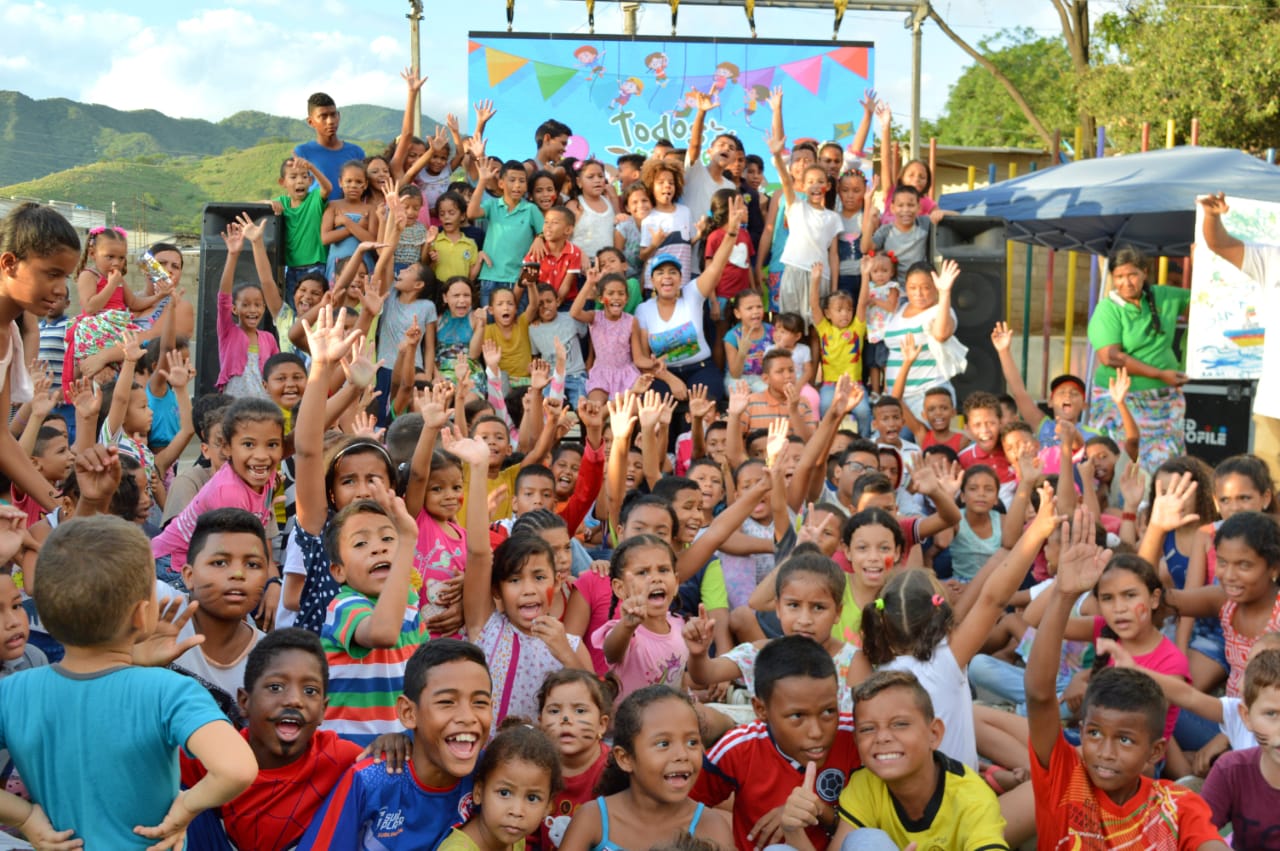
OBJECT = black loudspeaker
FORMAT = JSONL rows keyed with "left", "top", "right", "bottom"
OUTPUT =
{"left": 933, "top": 216, "right": 1007, "bottom": 403}
{"left": 197, "top": 204, "right": 284, "bottom": 396}
{"left": 1183, "top": 381, "right": 1255, "bottom": 466}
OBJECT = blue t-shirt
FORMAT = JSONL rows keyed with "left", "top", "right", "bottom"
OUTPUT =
{"left": 0, "top": 665, "right": 224, "bottom": 848}
{"left": 298, "top": 756, "right": 475, "bottom": 850}
{"left": 147, "top": 384, "right": 180, "bottom": 447}
{"left": 294, "top": 140, "right": 367, "bottom": 201}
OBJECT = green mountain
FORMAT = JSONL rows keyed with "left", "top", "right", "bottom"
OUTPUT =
{"left": 0, "top": 91, "right": 441, "bottom": 235}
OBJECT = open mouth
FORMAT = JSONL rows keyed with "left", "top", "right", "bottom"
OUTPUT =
{"left": 648, "top": 588, "right": 668, "bottom": 605}
{"left": 872, "top": 751, "right": 904, "bottom": 765}
{"left": 663, "top": 770, "right": 692, "bottom": 789}
{"left": 247, "top": 464, "right": 273, "bottom": 483}
{"left": 445, "top": 732, "right": 479, "bottom": 760}
{"left": 518, "top": 603, "right": 543, "bottom": 620}
{"left": 275, "top": 718, "right": 304, "bottom": 742}
{"left": 370, "top": 561, "right": 392, "bottom": 578}
{"left": 1091, "top": 764, "right": 1119, "bottom": 780}
{"left": 4, "top": 633, "right": 27, "bottom": 650}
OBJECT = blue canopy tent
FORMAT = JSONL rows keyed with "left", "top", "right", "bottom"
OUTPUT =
{"left": 938, "top": 146, "right": 1280, "bottom": 256}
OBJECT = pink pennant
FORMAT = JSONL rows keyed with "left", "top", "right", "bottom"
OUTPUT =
{"left": 780, "top": 55, "right": 823, "bottom": 95}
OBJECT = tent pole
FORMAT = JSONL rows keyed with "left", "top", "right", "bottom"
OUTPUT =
{"left": 928, "top": 138, "right": 937, "bottom": 201}
{"left": 1083, "top": 125, "right": 1106, "bottom": 386}
{"left": 966, "top": 166, "right": 976, "bottom": 190}
{"left": 1183, "top": 119, "right": 1198, "bottom": 289}
{"left": 1006, "top": 163, "right": 1017, "bottom": 330}
{"left": 1159, "top": 119, "right": 1175, "bottom": 284}
{"left": 1043, "top": 249, "right": 1055, "bottom": 396}
{"left": 1064, "top": 127, "right": 1084, "bottom": 376}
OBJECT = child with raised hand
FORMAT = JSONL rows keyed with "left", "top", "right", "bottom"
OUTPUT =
{"left": 537, "top": 670, "right": 613, "bottom": 850}
{"left": 767, "top": 128, "right": 842, "bottom": 319}
{"left": 809, "top": 259, "right": 871, "bottom": 429}
{"left": 438, "top": 725, "right": 562, "bottom": 851}
{"left": 528, "top": 286, "right": 589, "bottom": 405}
{"left": 151, "top": 398, "right": 284, "bottom": 581}
{"left": 319, "top": 476, "right": 427, "bottom": 746}
{"left": 465, "top": 522, "right": 594, "bottom": 724}
{"left": 1137, "top": 461, "right": 1218, "bottom": 647}
{"left": 723, "top": 289, "right": 772, "bottom": 392}
{"left": 881, "top": 259, "right": 962, "bottom": 420}
{"left": 687, "top": 551, "right": 859, "bottom": 710}
{"left": 271, "top": 155, "right": 331, "bottom": 308}
{"left": 780, "top": 670, "right": 1006, "bottom": 851}
{"left": 216, "top": 219, "right": 280, "bottom": 397}
{"left": 0, "top": 513, "right": 256, "bottom": 849}
{"left": 402, "top": 384, "right": 473, "bottom": 636}
{"left": 1026, "top": 508, "right": 1227, "bottom": 849}
{"left": 570, "top": 264, "right": 641, "bottom": 402}
{"left": 567, "top": 158, "right": 617, "bottom": 262}
{"left": 322, "top": 160, "right": 377, "bottom": 282}
{"left": 704, "top": 187, "right": 756, "bottom": 309}
{"left": 560, "top": 685, "right": 734, "bottom": 851}
{"left": 861, "top": 250, "right": 900, "bottom": 394}
{"left": 854, "top": 481, "right": 1063, "bottom": 772}
{"left": 949, "top": 464, "right": 1005, "bottom": 585}
{"left": 593, "top": 534, "right": 688, "bottom": 700}
{"left": 891, "top": 337, "right": 968, "bottom": 453}
{"left": 471, "top": 286, "right": 533, "bottom": 391}
{"left": 466, "top": 139, "right": 546, "bottom": 307}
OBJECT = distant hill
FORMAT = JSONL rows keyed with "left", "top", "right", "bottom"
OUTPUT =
{"left": 0, "top": 91, "right": 441, "bottom": 234}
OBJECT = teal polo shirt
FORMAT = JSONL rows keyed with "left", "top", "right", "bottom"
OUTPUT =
{"left": 479, "top": 194, "right": 545, "bottom": 284}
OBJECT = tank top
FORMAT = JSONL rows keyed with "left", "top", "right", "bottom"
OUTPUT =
{"left": 1221, "top": 593, "right": 1280, "bottom": 697}
{"left": 573, "top": 196, "right": 616, "bottom": 261}
{"left": 590, "top": 797, "right": 705, "bottom": 851}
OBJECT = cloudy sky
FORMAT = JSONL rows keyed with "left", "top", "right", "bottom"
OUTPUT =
{"left": 3, "top": 0, "right": 1079, "bottom": 129}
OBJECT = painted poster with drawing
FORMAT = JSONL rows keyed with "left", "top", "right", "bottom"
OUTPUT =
{"left": 1188, "top": 195, "right": 1270, "bottom": 379}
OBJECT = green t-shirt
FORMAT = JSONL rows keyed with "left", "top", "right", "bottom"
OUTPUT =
{"left": 700, "top": 559, "right": 729, "bottom": 611}
{"left": 1087, "top": 284, "right": 1191, "bottom": 392}
{"left": 278, "top": 189, "right": 327, "bottom": 267}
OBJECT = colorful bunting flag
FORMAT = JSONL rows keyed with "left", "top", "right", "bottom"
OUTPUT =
{"left": 533, "top": 61, "right": 579, "bottom": 100}
{"left": 826, "top": 46, "right": 868, "bottom": 78}
{"left": 780, "top": 55, "right": 823, "bottom": 95}
{"left": 485, "top": 47, "right": 529, "bottom": 87}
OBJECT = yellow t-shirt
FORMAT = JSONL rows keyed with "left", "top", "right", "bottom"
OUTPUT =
{"left": 834, "top": 577, "right": 863, "bottom": 645}
{"left": 431, "top": 233, "right": 480, "bottom": 283}
{"left": 816, "top": 316, "right": 867, "bottom": 384}
{"left": 438, "top": 827, "right": 524, "bottom": 851}
{"left": 462, "top": 462, "right": 519, "bottom": 523}
{"left": 483, "top": 315, "right": 532, "bottom": 379}
{"left": 836, "top": 754, "right": 1006, "bottom": 850}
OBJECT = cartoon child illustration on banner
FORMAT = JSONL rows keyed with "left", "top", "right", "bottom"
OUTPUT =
{"left": 611, "top": 77, "right": 645, "bottom": 110}
{"left": 573, "top": 44, "right": 606, "bottom": 81}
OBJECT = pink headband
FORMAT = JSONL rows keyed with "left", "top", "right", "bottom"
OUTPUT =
{"left": 88, "top": 226, "right": 127, "bottom": 239}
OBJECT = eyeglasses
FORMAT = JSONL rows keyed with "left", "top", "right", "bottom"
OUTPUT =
{"left": 845, "top": 461, "right": 878, "bottom": 472}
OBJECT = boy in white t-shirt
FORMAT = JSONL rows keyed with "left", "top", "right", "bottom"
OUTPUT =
{"left": 767, "top": 124, "right": 842, "bottom": 320}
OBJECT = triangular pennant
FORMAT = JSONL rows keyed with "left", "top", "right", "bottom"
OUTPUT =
{"left": 779, "top": 55, "right": 824, "bottom": 95}
{"left": 533, "top": 61, "right": 579, "bottom": 100}
{"left": 832, "top": 120, "right": 855, "bottom": 141}
{"left": 826, "top": 46, "right": 868, "bottom": 78}
{"left": 485, "top": 47, "right": 528, "bottom": 87}
{"left": 739, "top": 66, "right": 775, "bottom": 90}
{"left": 468, "top": 40, "right": 482, "bottom": 53}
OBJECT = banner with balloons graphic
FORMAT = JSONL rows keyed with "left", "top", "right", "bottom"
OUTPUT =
{"left": 467, "top": 32, "right": 874, "bottom": 161}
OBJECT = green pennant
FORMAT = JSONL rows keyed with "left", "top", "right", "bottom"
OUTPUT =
{"left": 533, "top": 61, "right": 578, "bottom": 100}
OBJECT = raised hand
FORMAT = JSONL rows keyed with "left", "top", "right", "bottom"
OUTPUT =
{"left": 765, "top": 418, "right": 789, "bottom": 469}
{"left": 1028, "top": 481, "right": 1064, "bottom": 539}
{"left": 481, "top": 336, "right": 502, "bottom": 373}
{"left": 220, "top": 221, "right": 245, "bottom": 253}
{"left": 474, "top": 98, "right": 497, "bottom": 125}
{"left": 765, "top": 129, "right": 787, "bottom": 157}
{"left": 529, "top": 359, "right": 551, "bottom": 391}
{"left": 577, "top": 396, "right": 605, "bottom": 432}
{"left": 70, "top": 376, "right": 101, "bottom": 421}
{"left": 120, "top": 329, "right": 144, "bottom": 364}
{"left": 161, "top": 350, "right": 193, "bottom": 391}
{"left": 766, "top": 85, "right": 783, "bottom": 112}
{"left": 341, "top": 335, "right": 381, "bottom": 388}
{"left": 859, "top": 87, "right": 878, "bottom": 114}
{"left": 360, "top": 286, "right": 389, "bottom": 319}
{"left": 303, "top": 308, "right": 361, "bottom": 366}
{"left": 637, "top": 389, "right": 663, "bottom": 432}
{"left": 451, "top": 436, "right": 492, "bottom": 469}
{"left": 132, "top": 596, "right": 204, "bottom": 668}
{"left": 900, "top": 332, "right": 921, "bottom": 364}
{"left": 351, "top": 410, "right": 385, "bottom": 440}
{"left": 657, "top": 393, "right": 677, "bottom": 426}
{"left": 681, "top": 604, "right": 716, "bottom": 656}
{"left": 932, "top": 258, "right": 960, "bottom": 293}
{"left": 990, "top": 321, "right": 1014, "bottom": 354}
{"left": 1197, "top": 192, "right": 1230, "bottom": 216}
{"left": 1118, "top": 463, "right": 1146, "bottom": 509}
{"left": 1148, "top": 471, "right": 1200, "bottom": 532}
{"left": 401, "top": 67, "right": 427, "bottom": 93}
{"left": 619, "top": 595, "right": 648, "bottom": 628}
{"left": 687, "top": 384, "right": 714, "bottom": 421}
{"left": 235, "top": 212, "right": 267, "bottom": 244}
{"left": 1108, "top": 366, "right": 1131, "bottom": 406}
{"left": 726, "top": 380, "right": 750, "bottom": 418}
{"left": 607, "top": 392, "right": 638, "bottom": 438}
{"left": 1056, "top": 506, "right": 1111, "bottom": 595}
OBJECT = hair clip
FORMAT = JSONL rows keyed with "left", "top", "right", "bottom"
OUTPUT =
{"left": 88, "top": 226, "right": 126, "bottom": 238}
{"left": 874, "top": 598, "right": 885, "bottom": 611}
{"left": 885, "top": 250, "right": 898, "bottom": 263}
{"left": 930, "top": 594, "right": 945, "bottom": 607}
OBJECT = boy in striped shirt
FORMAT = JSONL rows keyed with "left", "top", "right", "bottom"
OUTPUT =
{"left": 321, "top": 489, "right": 427, "bottom": 747}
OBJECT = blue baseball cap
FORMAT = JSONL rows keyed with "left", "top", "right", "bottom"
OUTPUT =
{"left": 651, "top": 253, "right": 683, "bottom": 272}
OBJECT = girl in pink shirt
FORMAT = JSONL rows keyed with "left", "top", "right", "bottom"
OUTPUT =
{"left": 152, "top": 398, "right": 283, "bottom": 579}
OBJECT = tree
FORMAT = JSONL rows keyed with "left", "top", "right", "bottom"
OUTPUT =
{"left": 931, "top": 29, "right": 1078, "bottom": 149}
{"left": 1081, "top": 0, "right": 1280, "bottom": 152}
{"left": 929, "top": 1, "right": 1091, "bottom": 151}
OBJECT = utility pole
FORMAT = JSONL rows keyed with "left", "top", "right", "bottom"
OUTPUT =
{"left": 408, "top": 0, "right": 423, "bottom": 137}
{"left": 622, "top": 2, "right": 639, "bottom": 35}
{"left": 908, "top": 2, "right": 927, "bottom": 161}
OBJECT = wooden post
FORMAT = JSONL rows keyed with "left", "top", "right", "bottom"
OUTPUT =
{"left": 1006, "top": 162, "right": 1017, "bottom": 331}
{"left": 1159, "top": 120, "right": 1175, "bottom": 284}
{"left": 928, "top": 138, "right": 937, "bottom": 201}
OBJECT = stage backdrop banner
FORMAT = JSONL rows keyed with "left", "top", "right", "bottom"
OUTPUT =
{"left": 1188, "top": 195, "right": 1271, "bottom": 379}
{"left": 466, "top": 32, "right": 874, "bottom": 162}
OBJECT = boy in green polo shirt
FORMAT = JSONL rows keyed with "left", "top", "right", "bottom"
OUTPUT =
{"left": 269, "top": 157, "right": 332, "bottom": 310}
{"left": 466, "top": 152, "right": 545, "bottom": 307}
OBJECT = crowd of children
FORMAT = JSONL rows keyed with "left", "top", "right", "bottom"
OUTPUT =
{"left": 0, "top": 76, "right": 1275, "bottom": 851}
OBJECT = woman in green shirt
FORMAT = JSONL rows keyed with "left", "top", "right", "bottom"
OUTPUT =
{"left": 1086, "top": 246, "right": 1191, "bottom": 467}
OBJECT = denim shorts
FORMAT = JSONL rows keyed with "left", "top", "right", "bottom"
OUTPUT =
{"left": 1190, "top": 629, "right": 1229, "bottom": 672}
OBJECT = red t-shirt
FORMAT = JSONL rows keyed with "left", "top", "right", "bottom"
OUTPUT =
{"left": 834, "top": 517, "right": 922, "bottom": 572}
{"left": 1030, "top": 731, "right": 1221, "bottom": 850}
{"left": 528, "top": 241, "right": 583, "bottom": 302}
{"left": 705, "top": 227, "right": 755, "bottom": 299}
{"left": 957, "top": 442, "right": 1015, "bottom": 484}
{"left": 535, "top": 742, "right": 608, "bottom": 850}
{"left": 181, "top": 728, "right": 363, "bottom": 851}
{"left": 692, "top": 715, "right": 861, "bottom": 851}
